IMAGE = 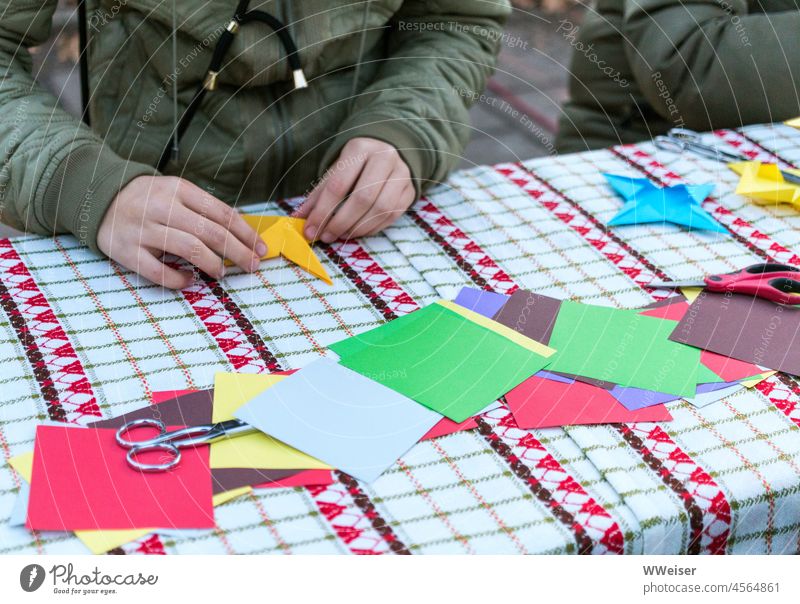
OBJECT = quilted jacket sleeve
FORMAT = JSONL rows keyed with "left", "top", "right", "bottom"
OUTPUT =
{"left": 318, "top": 0, "right": 510, "bottom": 194}
{"left": 0, "top": 0, "right": 156, "bottom": 251}
{"left": 623, "top": 0, "right": 800, "bottom": 130}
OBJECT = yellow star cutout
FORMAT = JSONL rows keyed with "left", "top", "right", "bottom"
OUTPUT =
{"left": 239, "top": 215, "right": 332, "bottom": 285}
{"left": 729, "top": 161, "right": 800, "bottom": 207}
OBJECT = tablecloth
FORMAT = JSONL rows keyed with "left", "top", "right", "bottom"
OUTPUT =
{"left": 1, "top": 123, "right": 799, "bottom": 555}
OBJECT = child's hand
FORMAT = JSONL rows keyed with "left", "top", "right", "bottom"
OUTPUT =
{"left": 97, "top": 176, "right": 266, "bottom": 289}
{"left": 296, "top": 137, "right": 416, "bottom": 243}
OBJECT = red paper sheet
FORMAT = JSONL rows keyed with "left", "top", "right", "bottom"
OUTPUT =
{"left": 151, "top": 389, "right": 196, "bottom": 403}
{"left": 700, "top": 351, "right": 763, "bottom": 382}
{"left": 505, "top": 375, "right": 672, "bottom": 429}
{"left": 253, "top": 470, "right": 335, "bottom": 489}
{"left": 27, "top": 425, "right": 215, "bottom": 531}
{"left": 421, "top": 416, "right": 478, "bottom": 440}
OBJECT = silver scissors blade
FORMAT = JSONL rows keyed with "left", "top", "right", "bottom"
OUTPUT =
{"left": 655, "top": 128, "right": 748, "bottom": 163}
{"left": 649, "top": 280, "right": 706, "bottom": 289}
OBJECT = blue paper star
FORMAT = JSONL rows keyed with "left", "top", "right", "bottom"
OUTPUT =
{"left": 604, "top": 174, "right": 727, "bottom": 233}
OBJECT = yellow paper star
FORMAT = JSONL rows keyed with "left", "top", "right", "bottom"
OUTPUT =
{"left": 729, "top": 161, "right": 800, "bottom": 207}
{"left": 240, "top": 215, "right": 332, "bottom": 285}
{"left": 784, "top": 117, "right": 800, "bottom": 129}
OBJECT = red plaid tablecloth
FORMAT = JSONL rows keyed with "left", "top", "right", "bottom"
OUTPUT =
{"left": 1, "top": 124, "right": 799, "bottom": 554}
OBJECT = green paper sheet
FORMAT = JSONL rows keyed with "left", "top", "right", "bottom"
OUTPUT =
{"left": 336, "top": 304, "right": 554, "bottom": 422}
{"left": 329, "top": 309, "right": 426, "bottom": 358}
{"left": 695, "top": 363, "right": 724, "bottom": 384}
{"left": 547, "top": 300, "right": 700, "bottom": 397}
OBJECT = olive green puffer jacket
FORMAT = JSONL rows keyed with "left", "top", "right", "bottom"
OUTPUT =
{"left": 557, "top": 0, "right": 800, "bottom": 153}
{"left": 0, "top": 0, "right": 509, "bottom": 251}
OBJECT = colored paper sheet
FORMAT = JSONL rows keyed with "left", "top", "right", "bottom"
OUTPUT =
{"left": 9, "top": 449, "right": 246, "bottom": 554}
{"left": 453, "top": 287, "right": 510, "bottom": 317}
{"left": 210, "top": 372, "right": 331, "bottom": 470}
{"left": 786, "top": 117, "right": 800, "bottom": 128}
{"left": 604, "top": 173, "right": 726, "bottom": 233}
{"left": 336, "top": 303, "right": 555, "bottom": 422}
{"left": 89, "top": 390, "right": 214, "bottom": 429}
{"left": 252, "top": 470, "right": 335, "bottom": 490}
{"left": 740, "top": 371, "right": 776, "bottom": 388}
{"left": 700, "top": 351, "right": 764, "bottom": 383}
{"left": 609, "top": 385, "right": 680, "bottom": 410}
{"left": 211, "top": 468, "right": 300, "bottom": 495}
{"left": 669, "top": 290, "right": 800, "bottom": 376}
{"left": 240, "top": 214, "right": 331, "bottom": 284}
{"left": 491, "top": 290, "right": 563, "bottom": 344}
{"left": 546, "top": 300, "right": 701, "bottom": 396}
{"left": 235, "top": 359, "right": 442, "bottom": 483}
{"left": 686, "top": 383, "right": 745, "bottom": 408}
{"left": 328, "top": 309, "right": 426, "bottom": 359}
{"left": 505, "top": 375, "right": 672, "bottom": 429}
{"left": 27, "top": 425, "right": 215, "bottom": 531}
{"left": 419, "top": 401, "right": 503, "bottom": 440}
{"left": 639, "top": 298, "right": 691, "bottom": 321}
{"left": 730, "top": 161, "right": 800, "bottom": 206}
{"left": 8, "top": 482, "right": 30, "bottom": 527}
{"left": 437, "top": 300, "right": 554, "bottom": 356}
{"left": 678, "top": 287, "right": 702, "bottom": 303}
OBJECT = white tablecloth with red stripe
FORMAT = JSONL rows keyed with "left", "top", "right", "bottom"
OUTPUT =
{"left": 1, "top": 123, "right": 799, "bottom": 555}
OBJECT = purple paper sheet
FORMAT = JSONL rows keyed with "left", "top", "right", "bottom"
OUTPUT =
{"left": 610, "top": 380, "right": 739, "bottom": 410}
{"left": 453, "top": 287, "right": 510, "bottom": 318}
{"left": 535, "top": 370, "right": 575, "bottom": 384}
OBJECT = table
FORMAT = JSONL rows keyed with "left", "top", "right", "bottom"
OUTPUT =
{"left": 2, "top": 123, "right": 799, "bottom": 555}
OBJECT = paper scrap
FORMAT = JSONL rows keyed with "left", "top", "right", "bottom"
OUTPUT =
{"left": 210, "top": 372, "right": 331, "bottom": 470}
{"left": 453, "top": 287, "right": 510, "bottom": 317}
{"left": 542, "top": 300, "right": 701, "bottom": 396}
{"left": 27, "top": 425, "right": 215, "bottom": 531}
{"left": 235, "top": 359, "right": 441, "bottom": 483}
{"left": 335, "top": 302, "right": 555, "bottom": 421}
{"left": 669, "top": 290, "right": 800, "bottom": 376}
{"left": 505, "top": 374, "right": 672, "bottom": 429}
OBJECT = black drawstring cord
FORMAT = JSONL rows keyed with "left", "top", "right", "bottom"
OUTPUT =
{"left": 240, "top": 10, "right": 307, "bottom": 89}
{"left": 157, "top": 2, "right": 307, "bottom": 172}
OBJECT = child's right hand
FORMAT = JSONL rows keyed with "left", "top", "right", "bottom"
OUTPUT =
{"left": 97, "top": 176, "right": 266, "bottom": 289}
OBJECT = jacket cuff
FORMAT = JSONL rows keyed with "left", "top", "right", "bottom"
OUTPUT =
{"left": 319, "top": 116, "right": 433, "bottom": 198}
{"left": 41, "top": 144, "right": 158, "bottom": 253}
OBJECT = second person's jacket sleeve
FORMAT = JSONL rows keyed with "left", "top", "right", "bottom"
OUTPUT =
{"left": 622, "top": 0, "right": 800, "bottom": 130}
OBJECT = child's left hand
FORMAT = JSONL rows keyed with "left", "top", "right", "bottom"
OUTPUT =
{"left": 295, "top": 137, "right": 416, "bottom": 243}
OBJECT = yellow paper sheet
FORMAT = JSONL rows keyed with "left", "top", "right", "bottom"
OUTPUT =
{"left": 740, "top": 371, "right": 776, "bottom": 389}
{"left": 681, "top": 286, "right": 704, "bottom": 304}
{"left": 240, "top": 215, "right": 332, "bottom": 285}
{"left": 784, "top": 117, "right": 800, "bottom": 129}
{"left": 435, "top": 300, "right": 555, "bottom": 358}
{"left": 210, "top": 372, "right": 332, "bottom": 470}
{"left": 729, "top": 161, "right": 800, "bottom": 206}
{"left": 8, "top": 453, "right": 251, "bottom": 555}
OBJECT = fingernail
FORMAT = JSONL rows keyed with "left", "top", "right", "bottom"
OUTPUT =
{"left": 250, "top": 257, "right": 261, "bottom": 272}
{"left": 304, "top": 226, "right": 315, "bottom": 240}
{"left": 256, "top": 241, "right": 267, "bottom": 256}
{"left": 321, "top": 232, "right": 334, "bottom": 243}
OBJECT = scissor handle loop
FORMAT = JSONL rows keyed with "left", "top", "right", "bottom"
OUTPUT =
{"left": 126, "top": 443, "right": 182, "bottom": 472}
{"left": 116, "top": 418, "right": 168, "bottom": 449}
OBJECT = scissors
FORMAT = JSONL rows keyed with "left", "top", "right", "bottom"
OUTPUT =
{"left": 649, "top": 262, "right": 800, "bottom": 305}
{"left": 116, "top": 418, "right": 256, "bottom": 472}
{"left": 654, "top": 128, "right": 800, "bottom": 185}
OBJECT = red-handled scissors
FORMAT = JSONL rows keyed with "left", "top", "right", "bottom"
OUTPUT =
{"left": 650, "top": 263, "right": 800, "bottom": 305}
